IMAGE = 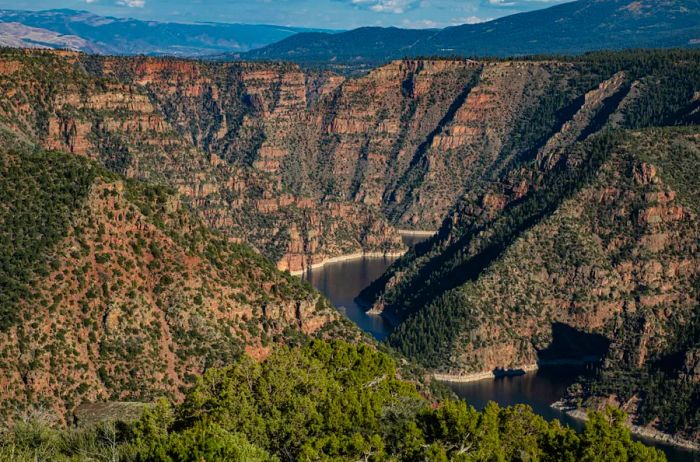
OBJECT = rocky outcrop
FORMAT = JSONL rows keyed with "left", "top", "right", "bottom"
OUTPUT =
{"left": 537, "top": 71, "right": 629, "bottom": 166}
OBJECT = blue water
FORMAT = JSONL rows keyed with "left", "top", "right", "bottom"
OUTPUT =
{"left": 448, "top": 368, "right": 698, "bottom": 462}
{"left": 301, "top": 235, "right": 698, "bottom": 462}
{"left": 302, "top": 254, "right": 394, "bottom": 340}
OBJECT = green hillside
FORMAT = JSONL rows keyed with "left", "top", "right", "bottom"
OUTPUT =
{"left": 0, "top": 340, "right": 667, "bottom": 462}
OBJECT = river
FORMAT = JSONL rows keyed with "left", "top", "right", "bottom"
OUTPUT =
{"left": 300, "top": 234, "right": 698, "bottom": 462}
{"left": 302, "top": 254, "right": 394, "bottom": 340}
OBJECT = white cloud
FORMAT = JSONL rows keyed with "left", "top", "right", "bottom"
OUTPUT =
{"left": 449, "top": 15, "right": 491, "bottom": 25}
{"left": 348, "top": 0, "right": 419, "bottom": 14}
{"left": 85, "top": 0, "right": 97, "bottom": 4}
{"left": 117, "top": 0, "right": 145, "bottom": 7}
{"left": 486, "top": 0, "right": 566, "bottom": 7}
{"left": 401, "top": 18, "right": 438, "bottom": 28}
{"left": 464, "top": 15, "right": 487, "bottom": 24}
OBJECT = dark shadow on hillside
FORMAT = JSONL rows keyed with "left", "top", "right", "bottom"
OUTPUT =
{"left": 537, "top": 322, "right": 610, "bottom": 366}
{"left": 364, "top": 132, "right": 621, "bottom": 324}
{"left": 491, "top": 367, "right": 528, "bottom": 378}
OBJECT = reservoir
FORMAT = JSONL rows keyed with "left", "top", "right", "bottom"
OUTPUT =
{"left": 301, "top": 234, "right": 698, "bottom": 462}
{"left": 302, "top": 254, "right": 394, "bottom": 340}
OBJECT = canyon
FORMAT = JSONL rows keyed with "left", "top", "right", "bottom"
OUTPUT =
{"left": 1, "top": 47, "right": 699, "bottom": 444}
{"left": 3, "top": 48, "right": 684, "bottom": 272}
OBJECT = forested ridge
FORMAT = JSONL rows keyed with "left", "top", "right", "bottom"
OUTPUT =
{"left": 0, "top": 140, "right": 348, "bottom": 422}
{"left": 363, "top": 130, "right": 700, "bottom": 441}
{"left": 0, "top": 341, "right": 668, "bottom": 461}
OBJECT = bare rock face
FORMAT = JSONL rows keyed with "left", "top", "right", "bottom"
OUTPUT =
{"left": 0, "top": 50, "right": 405, "bottom": 267}
{"left": 96, "top": 56, "right": 494, "bottom": 233}
{"left": 5, "top": 50, "right": 682, "bottom": 271}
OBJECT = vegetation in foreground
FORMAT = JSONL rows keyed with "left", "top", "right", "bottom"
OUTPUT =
{"left": 0, "top": 340, "right": 666, "bottom": 461}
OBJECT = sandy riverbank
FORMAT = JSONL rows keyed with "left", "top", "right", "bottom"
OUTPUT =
{"left": 288, "top": 251, "right": 407, "bottom": 276}
{"left": 397, "top": 229, "right": 438, "bottom": 236}
{"left": 287, "top": 229, "right": 436, "bottom": 276}
{"left": 434, "top": 364, "right": 540, "bottom": 383}
{"left": 432, "top": 358, "right": 602, "bottom": 384}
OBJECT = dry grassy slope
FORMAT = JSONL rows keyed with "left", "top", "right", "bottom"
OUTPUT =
{"left": 0, "top": 146, "right": 348, "bottom": 423}
{"left": 0, "top": 23, "right": 98, "bottom": 52}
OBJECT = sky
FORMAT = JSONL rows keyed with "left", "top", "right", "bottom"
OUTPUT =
{"left": 0, "top": 0, "right": 571, "bottom": 29}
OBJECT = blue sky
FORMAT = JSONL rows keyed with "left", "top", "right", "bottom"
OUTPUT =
{"left": 0, "top": 0, "right": 571, "bottom": 29}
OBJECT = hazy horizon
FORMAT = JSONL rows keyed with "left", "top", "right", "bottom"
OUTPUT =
{"left": 0, "top": 0, "right": 572, "bottom": 29}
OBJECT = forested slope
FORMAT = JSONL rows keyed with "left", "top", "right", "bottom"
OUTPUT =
{"left": 0, "top": 138, "right": 346, "bottom": 422}
{"left": 0, "top": 341, "right": 667, "bottom": 462}
{"left": 362, "top": 127, "right": 700, "bottom": 441}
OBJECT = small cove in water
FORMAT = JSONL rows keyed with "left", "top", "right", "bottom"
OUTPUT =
{"left": 301, "top": 234, "right": 698, "bottom": 461}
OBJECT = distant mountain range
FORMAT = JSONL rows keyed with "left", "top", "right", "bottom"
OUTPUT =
{"left": 244, "top": 0, "right": 700, "bottom": 64}
{"left": 0, "top": 0, "right": 700, "bottom": 61}
{"left": 0, "top": 1, "right": 698, "bottom": 62}
{"left": 0, "top": 9, "right": 334, "bottom": 57}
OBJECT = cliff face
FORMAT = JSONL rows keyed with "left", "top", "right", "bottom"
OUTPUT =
{"left": 95, "top": 57, "right": 487, "bottom": 228}
{"left": 0, "top": 143, "right": 345, "bottom": 422}
{"left": 0, "top": 50, "right": 408, "bottom": 272}
{"left": 3, "top": 49, "right": 694, "bottom": 273}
